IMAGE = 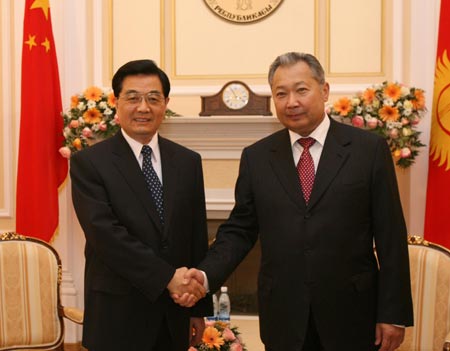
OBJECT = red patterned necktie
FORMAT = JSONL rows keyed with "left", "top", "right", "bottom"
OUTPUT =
{"left": 297, "top": 138, "right": 316, "bottom": 204}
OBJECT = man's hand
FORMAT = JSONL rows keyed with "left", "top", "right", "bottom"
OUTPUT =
{"left": 190, "top": 317, "right": 205, "bottom": 346}
{"left": 167, "top": 267, "right": 206, "bottom": 307}
{"left": 375, "top": 323, "right": 405, "bottom": 351}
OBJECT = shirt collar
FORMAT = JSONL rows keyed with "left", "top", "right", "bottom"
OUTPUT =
{"left": 288, "top": 114, "right": 330, "bottom": 148}
{"left": 120, "top": 129, "right": 160, "bottom": 161}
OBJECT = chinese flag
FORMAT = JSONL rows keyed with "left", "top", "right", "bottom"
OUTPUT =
{"left": 424, "top": 0, "right": 450, "bottom": 248}
{"left": 16, "top": 0, "right": 67, "bottom": 242}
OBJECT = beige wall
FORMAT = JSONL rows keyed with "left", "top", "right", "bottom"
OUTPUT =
{"left": 0, "top": 0, "right": 423, "bottom": 231}
{"left": 107, "top": 0, "right": 399, "bottom": 198}
{"left": 0, "top": 0, "right": 439, "bottom": 343}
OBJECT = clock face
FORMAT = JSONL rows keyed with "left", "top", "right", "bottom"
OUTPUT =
{"left": 222, "top": 83, "right": 250, "bottom": 110}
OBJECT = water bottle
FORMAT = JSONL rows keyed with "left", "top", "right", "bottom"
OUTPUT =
{"left": 218, "top": 286, "right": 231, "bottom": 323}
{"left": 206, "top": 293, "right": 218, "bottom": 321}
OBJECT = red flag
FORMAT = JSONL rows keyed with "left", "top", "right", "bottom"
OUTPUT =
{"left": 16, "top": 0, "right": 67, "bottom": 242}
{"left": 424, "top": 0, "right": 450, "bottom": 248}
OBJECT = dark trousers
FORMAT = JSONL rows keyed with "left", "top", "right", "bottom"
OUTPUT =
{"left": 301, "top": 310, "right": 324, "bottom": 351}
{"left": 265, "top": 309, "right": 324, "bottom": 351}
{"left": 153, "top": 318, "right": 174, "bottom": 351}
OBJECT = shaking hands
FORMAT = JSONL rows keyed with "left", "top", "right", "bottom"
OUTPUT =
{"left": 167, "top": 267, "right": 206, "bottom": 307}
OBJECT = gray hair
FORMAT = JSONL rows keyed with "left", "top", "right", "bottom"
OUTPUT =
{"left": 268, "top": 52, "right": 325, "bottom": 86}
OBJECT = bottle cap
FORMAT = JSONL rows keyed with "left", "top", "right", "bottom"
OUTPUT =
{"left": 220, "top": 286, "right": 228, "bottom": 292}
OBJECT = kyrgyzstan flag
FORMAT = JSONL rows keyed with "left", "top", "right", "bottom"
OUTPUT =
{"left": 424, "top": 0, "right": 450, "bottom": 248}
{"left": 16, "top": 0, "right": 67, "bottom": 242}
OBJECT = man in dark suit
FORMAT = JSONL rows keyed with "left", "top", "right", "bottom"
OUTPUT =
{"left": 70, "top": 59, "right": 212, "bottom": 351}
{"left": 181, "top": 52, "right": 413, "bottom": 351}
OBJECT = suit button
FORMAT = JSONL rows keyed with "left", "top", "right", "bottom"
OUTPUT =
{"left": 161, "top": 240, "right": 169, "bottom": 250}
{"left": 304, "top": 213, "right": 311, "bottom": 219}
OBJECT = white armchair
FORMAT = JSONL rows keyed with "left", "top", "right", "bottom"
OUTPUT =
{"left": 0, "top": 232, "right": 83, "bottom": 351}
{"left": 397, "top": 235, "right": 450, "bottom": 351}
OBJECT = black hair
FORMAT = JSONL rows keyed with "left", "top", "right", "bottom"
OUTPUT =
{"left": 112, "top": 59, "right": 170, "bottom": 98}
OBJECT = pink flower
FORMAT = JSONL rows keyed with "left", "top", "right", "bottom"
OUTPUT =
{"left": 222, "top": 328, "right": 236, "bottom": 341}
{"left": 99, "top": 121, "right": 107, "bottom": 131}
{"left": 230, "top": 342, "right": 243, "bottom": 351}
{"left": 187, "top": 347, "right": 198, "bottom": 351}
{"left": 367, "top": 118, "right": 378, "bottom": 129}
{"left": 69, "top": 120, "right": 79, "bottom": 128}
{"left": 351, "top": 115, "right": 364, "bottom": 128}
{"left": 389, "top": 128, "right": 399, "bottom": 139}
{"left": 411, "top": 116, "right": 420, "bottom": 125}
{"left": 59, "top": 146, "right": 71, "bottom": 159}
{"left": 82, "top": 127, "right": 93, "bottom": 138}
{"left": 400, "top": 147, "right": 411, "bottom": 158}
{"left": 401, "top": 117, "right": 410, "bottom": 125}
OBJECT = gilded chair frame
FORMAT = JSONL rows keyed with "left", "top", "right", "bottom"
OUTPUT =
{"left": 0, "top": 232, "right": 82, "bottom": 351}
{"left": 405, "top": 235, "right": 450, "bottom": 351}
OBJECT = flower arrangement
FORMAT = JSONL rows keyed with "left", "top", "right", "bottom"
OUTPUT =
{"left": 327, "top": 81, "right": 426, "bottom": 168}
{"left": 59, "top": 86, "right": 180, "bottom": 158}
{"left": 189, "top": 321, "right": 247, "bottom": 351}
{"left": 59, "top": 86, "right": 118, "bottom": 158}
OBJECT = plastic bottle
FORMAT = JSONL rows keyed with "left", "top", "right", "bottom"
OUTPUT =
{"left": 218, "top": 286, "right": 231, "bottom": 323}
{"left": 206, "top": 293, "right": 218, "bottom": 321}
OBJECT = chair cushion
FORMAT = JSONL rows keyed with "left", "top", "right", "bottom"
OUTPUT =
{"left": 398, "top": 244, "right": 450, "bottom": 351}
{"left": 0, "top": 240, "right": 62, "bottom": 350}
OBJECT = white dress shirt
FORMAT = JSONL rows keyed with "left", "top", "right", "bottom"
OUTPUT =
{"left": 121, "top": 129, "right": 163, "bottom": 184}
{"left": 289, "top": 114, "right": 330, "bottom": 171}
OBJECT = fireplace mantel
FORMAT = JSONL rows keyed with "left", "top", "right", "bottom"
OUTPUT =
{"left": 159, "top": 116, "right": 283, "bottom": 159}
{"left": 159, "top": 116, "right": 283, "bottom": 218}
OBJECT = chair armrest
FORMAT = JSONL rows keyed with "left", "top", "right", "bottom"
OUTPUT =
{"left": 444, "top": 331, "right": 450, "bottom": 351}
{"left": 62, "top": 306, "right": 84, "bottom": 324}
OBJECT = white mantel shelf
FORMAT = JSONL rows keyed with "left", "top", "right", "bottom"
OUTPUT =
{"left": 159, "top": 115, "right": 283, "bottom": 160}
{"left": 159, "top": 116, "right": 283, "bottom": 218}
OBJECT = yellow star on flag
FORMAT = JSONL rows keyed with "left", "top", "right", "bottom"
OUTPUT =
{"left": 41, "top": 37, "right": 51, "bottom": 52}
{"left": 25, "top": 34, "right": 37, "bottom": 50}
{"left": 30, "top": 0, "right": 50, "bottom": 20}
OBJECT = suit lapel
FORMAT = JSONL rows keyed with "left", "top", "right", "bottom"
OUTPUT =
{"left": 269, "top": 129, "right": 305, "bottom": 211}
{"left": 159, "top": 136, "right": 178, "bottom": 238}
{"left": 110, "top": 132, "right": 164, "bottom": 233}
{"left": 308, "top": 119, "right": 351, "bottom": 209}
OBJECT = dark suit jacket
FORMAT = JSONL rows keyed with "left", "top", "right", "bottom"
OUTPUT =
{"left": 199, "top": 118, "right": 413, "bottom": 351}
{"left": 70, "top": 131, "right": 212, "bottom": 351}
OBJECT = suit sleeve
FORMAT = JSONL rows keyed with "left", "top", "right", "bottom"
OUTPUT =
{"left": 199, "top": 149, "right": 259, "bottom": 293}
{"left": 189, "top": 154, "right": 214, "bottom": 316}
{"left": 70, "top": 151, "right": 175, "bottom": 303}
{"left": 372, "top": 138, "right": 414, "bottom": 326}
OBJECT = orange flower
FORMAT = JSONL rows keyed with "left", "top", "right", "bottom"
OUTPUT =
{"left": 83, "top": 108, "right": 102, "bottom": 124}
{"left": 202, "top": 327, "right": 225, "bottom": 350}
{"left": 383, "top": 83, "right": 401, "bottom": 102}
{"left": 107, "top": 92, "right": 116, "bottom": 108}
{"left": 70, "top": 95, "right": 79, "bottom": 109}
{"left": 362, "top": 88, "right": 376, "bottom": 105}
{"left": 83, "top": 86, "right": 103, "bottom": 101}
{"left": 332, "top": 97, "right": 353, "bottom": 116}
{"left": 379, "top": 105, "right": 400, "bottom": 122}
{"left": 412, "top": 90, "right": 425, "bottom": 110}
{"left": 72, "top": 138, "right": 82, "bottom": 150}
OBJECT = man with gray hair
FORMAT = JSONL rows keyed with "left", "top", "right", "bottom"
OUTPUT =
{"left": 179, "top": 52, "right": 413, "bottom": 351}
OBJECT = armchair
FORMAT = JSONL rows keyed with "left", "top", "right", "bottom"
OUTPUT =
{"left": 398, "top": 235, "right": 450, "bottom": 351}
{"left": 0, "top": 232, "right": 83, "bottom": 351}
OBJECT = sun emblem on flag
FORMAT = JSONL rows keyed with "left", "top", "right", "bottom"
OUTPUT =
{"left": 430, "top": 50, "right": 450, "bottom": 171}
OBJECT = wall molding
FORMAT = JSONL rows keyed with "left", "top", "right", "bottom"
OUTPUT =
{"left": 170, "top": 83, "right": 372, "bottom": 97}
{"left": 0, "top": 0, "right": 14, "bottom": 218}
{"left": 159, "top": 116, "right": 284, "bottom": 159}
